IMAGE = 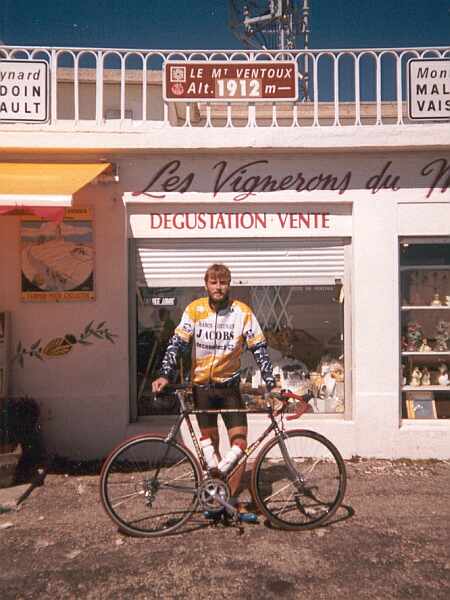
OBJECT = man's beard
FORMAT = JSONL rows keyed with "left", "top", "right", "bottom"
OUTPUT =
{"left": 208, "top": 291, "right": 229, "bottom": 309}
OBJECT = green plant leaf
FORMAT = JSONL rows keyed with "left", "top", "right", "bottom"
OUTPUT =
{"left": 90, "top": 331, "right": 103, "bottom": 339}
{"left": 84, "top": 320, "right": 94, "bottom": 335}
{"left": 65, "top": 334, "right": 77, "bottom": 345}
{"left": 30, "top": 339, "right": 42, "bottom": 350}
{"left": 97, "top": 321, "right": 106, "bottom": 329}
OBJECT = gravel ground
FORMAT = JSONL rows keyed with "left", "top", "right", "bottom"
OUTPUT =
{"left": 1, "top": 459, "right": 449, "bottom": 600}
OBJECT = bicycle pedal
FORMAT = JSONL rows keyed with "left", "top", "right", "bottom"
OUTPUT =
{"left": 238, "top": 512, "right": 259, "bottom": 524}
{"left": 203, "top": 508, "right": 224, "bottom": 521}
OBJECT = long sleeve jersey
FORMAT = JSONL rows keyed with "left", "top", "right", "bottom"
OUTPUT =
{"left": 159, "top": 297, "right": 275, "bottom": 388}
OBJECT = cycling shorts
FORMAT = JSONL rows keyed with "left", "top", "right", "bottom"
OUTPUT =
{"left": 193, "top": 385, "right": 247, "bottom": 430}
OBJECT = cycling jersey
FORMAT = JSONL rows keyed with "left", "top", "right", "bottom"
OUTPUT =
{"left": 160, "top": 297, "right": 275, "bottom": 388}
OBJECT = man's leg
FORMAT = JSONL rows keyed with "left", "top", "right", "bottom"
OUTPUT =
{"left": 199, "top": 425, "right": 220, "bottom": 460}
{"left": 193, "top": 386, "right": 220, "bottom": 459}
{"left": 226, "top": 425, "right": 247, "bottom": 497}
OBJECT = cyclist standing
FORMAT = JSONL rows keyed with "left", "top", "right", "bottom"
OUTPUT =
{"left": 152, "top": 263, "right": 276, "bottom": 519}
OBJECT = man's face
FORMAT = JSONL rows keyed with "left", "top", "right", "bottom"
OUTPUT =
{"left": 205, "top": 275, "right": 230, "bottom": 305}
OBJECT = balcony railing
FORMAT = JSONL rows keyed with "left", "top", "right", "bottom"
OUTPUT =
{"left": 0, "top": 45, "right": 449, "bottom": 129}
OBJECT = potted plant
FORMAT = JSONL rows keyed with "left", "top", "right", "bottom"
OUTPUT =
{"left": 0, "top": 396, "right": 41, "bottom": 487}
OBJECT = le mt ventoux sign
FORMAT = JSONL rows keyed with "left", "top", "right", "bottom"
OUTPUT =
{"left": 408, "top": 58, "right": 450, "bottom": 121}
{"left": 163, "top": 61, "right": 298, "bottom": 102}
{"left": 0, "top": 60, "right": 49, "bottom": 123}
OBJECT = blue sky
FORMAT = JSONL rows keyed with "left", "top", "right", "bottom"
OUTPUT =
{"left": 1, "top": 1, "right": 449, "bottom": 49}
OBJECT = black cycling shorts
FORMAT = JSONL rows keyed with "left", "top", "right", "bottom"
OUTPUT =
{"left": 193, "top": 385, "right": 247, "bottom": 430}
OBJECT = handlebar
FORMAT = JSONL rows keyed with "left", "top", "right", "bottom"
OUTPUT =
{"left": 270, "top": 389, "right": 313, "bottom": 420}
{"left": 156, "top": 384, "right": 312, "bottom": 420}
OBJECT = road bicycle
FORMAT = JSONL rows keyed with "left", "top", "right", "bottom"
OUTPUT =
{"left": 99, "top": 385, "right": 347, "bottom": 537}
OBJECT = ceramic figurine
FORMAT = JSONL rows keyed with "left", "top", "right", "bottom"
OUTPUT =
{"left": 406, "top": 321, "right": 423, "bottom": 352}
{"left": 419, "top": 338, "right": 432, "bottom": 352}
{"left": 438, "top": 363, "right": 449, "bottom": 386}
{"left": 401, "top": 364, "right": 407, "bottom": 386}
{"left": 434, "top": 320, "right": 449, "bottom": 352}
{"left": 430, "top": 292, "right": 442, "bottom": 307}
{"left": 410, "top": 367, "right": 422, "bottom": 387}
{"left": 421, "top": 367, "right": 431, "bottom": 386}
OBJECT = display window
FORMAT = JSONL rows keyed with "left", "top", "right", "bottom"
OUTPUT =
{"left": 400, "top": 240, "right": 450, "bottom": 420}
{"left": 135, "top": 283, "right": 346, "bottom": 417}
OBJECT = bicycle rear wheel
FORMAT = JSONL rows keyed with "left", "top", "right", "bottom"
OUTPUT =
{"left": 100, "top": 435, "right": 201, "bottom": 537}
{"left": 251, "top": 430, "right": 346, "bottom": 530}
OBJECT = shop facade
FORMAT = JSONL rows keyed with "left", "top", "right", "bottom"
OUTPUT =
{"left": 1, "top": 147, "right": 449, "bottom": 460}
{"left": 1, "top": 51, "right": 450, "bottom": 460}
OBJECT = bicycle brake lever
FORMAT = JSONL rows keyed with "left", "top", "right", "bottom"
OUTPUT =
{"left": 286, "top": 399, "right": 310, "bottom": 420}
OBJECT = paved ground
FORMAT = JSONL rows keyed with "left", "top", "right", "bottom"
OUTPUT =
{"left": 0, "top": 459, "right": 449, "bottom": 600}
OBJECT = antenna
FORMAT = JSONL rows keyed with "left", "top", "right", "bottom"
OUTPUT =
{"left": 228, "top": 1, "right": 311, "bottom": 98}
{"left": 228, "top": 1, "right": 311, "bottom": 51}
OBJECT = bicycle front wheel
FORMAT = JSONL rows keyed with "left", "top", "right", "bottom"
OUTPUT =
{"left": 251, "top": 430, "right": 346, "bottom": 530}
{"left": 100, "top": 435, "right": 201, "bottom": 537}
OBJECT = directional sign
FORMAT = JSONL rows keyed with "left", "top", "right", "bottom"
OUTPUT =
{"left": 408, "top": 58, "right": 450, "bottom": 121}
{"left": 163, "top": 61, "right": 298, "bottom": 102}
{"left": 0, "top": 60, "right": 49, "bottom": 123}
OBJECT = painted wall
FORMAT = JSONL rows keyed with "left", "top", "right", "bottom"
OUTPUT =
{"left": 1, "top": 149, "right": 450, "bottom": 459}
{"left": 0, "top": 182, "right": 129, "bottom": 459}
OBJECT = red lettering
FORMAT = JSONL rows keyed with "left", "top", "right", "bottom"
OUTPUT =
{"left": 150, "top": 214, "right": 163, "bottom": 229}
{"left": 299, "top": 214, "right": 310, "bottom": 228}
{"left": 277, "top": 213, "right": 289, "bottom": 228}
{"left": 254, "top": 213, "right": 267, "bottom": 228}
{"left": 173, "top": 213, "right": 184, "bottom": 229}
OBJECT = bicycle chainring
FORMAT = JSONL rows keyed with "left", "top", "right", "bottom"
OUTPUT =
{"left": 198, "top": 478, "right": 230, "bottom": 512}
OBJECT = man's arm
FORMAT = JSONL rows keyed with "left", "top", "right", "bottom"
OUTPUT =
{"left": 242, "top": 308, "right": 276, "bottom": 390}
{"left": 250, "top": 342, "right": 276, "bottom": 390}
{"left": 159, "top": 334, "right": 190, "bottom": 380}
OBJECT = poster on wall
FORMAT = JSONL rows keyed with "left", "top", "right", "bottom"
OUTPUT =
{"left": 0, "top": 311, "right": 8, "bottom": 398}
{"left": 21, "top": 208, "right": 95, "bottom": 302}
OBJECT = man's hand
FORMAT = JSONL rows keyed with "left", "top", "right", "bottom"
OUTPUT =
{"left": 152, "top": 377, "right": 169, "bottom": 393}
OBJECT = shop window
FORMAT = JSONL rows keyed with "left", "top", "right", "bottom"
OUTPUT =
{"left": 136, "top": 284, "right": 345, "bottom": 417}
{"left": 400, "top": 241, "right": 450, "bottom": 420}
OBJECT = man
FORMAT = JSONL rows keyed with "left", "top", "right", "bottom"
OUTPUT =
{"left": 152, "top": 263, "right": 275, "bottom": 519}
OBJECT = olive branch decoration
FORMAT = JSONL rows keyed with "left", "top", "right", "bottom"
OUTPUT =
{"left": 14, "top": 320, "right": 118, "bottom": 367}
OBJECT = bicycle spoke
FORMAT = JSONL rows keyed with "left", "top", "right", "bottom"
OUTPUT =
{"left": 100, "top": 437, "right": 200, "bottom": 537}
{"left": 252, "top": 431, "right": 346, "bottom": 530}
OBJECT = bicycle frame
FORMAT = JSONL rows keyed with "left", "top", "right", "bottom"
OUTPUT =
{"left": 161, "top": 390, "right": 302, "bottom": 485}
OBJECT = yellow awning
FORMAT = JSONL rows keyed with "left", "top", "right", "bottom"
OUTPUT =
{"left": 0, "top": 162, "right": 111, "bottom": 207}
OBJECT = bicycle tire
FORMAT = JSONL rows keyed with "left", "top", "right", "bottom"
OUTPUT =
{"left": 100, "top": 435, "right": 202, "bottom": 537}
{"left": 251, "top": 429, "right": 346, "bottom": 531}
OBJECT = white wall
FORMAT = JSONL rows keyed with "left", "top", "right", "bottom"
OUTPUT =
{"left": 1, "top": 148, "right": 450, "bottom": 459}
{"left": 0, "top": 183, "right": 130, "bottom": 459}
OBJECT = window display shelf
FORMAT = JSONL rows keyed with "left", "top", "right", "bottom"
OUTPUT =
{"left": 401, "top": 306, "right": 450, "bottom": 311}
{"left": 400, "top": 265, "right": 450, "bottom": 271}
{"left": 402, "top": 386, "right": 450, "bottom": 392}
{"left": 402, "top": 351, "right": 450, "bottom": 356}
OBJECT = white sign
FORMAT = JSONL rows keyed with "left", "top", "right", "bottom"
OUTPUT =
{"left": 0, "top": 60, "right": 49, "bottom": 123}
{"left": 129, "top": 211, "right": 352, "bottom": 238}
{"left": 408, "top": 58, "right": 450, "bottom": 121}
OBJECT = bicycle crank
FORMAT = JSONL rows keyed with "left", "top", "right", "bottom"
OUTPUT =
{"left": 198, "top": 478, "right": 230, "bottom": 513}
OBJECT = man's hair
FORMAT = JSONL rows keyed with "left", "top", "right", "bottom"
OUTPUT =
{"left": 204, "top": 263, "right": 231, "bottom": 284}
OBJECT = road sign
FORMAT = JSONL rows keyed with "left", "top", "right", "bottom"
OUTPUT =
{"left": 163, "top": 61, "right": 298, "bottom": 102}
{"left": 0, "top": 60, "right": 49, "bottom": 123}
{"left": 408, "top": 58, "right": 450, "bottom": 121}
